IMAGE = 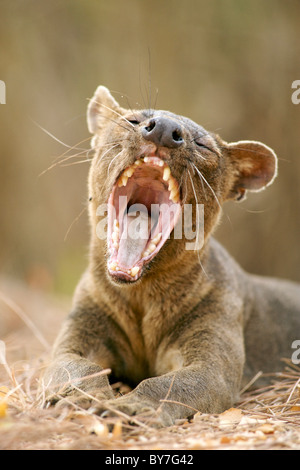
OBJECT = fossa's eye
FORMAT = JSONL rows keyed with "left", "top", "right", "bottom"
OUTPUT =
{"left": 126, "top": 115, "right": 142, "bottom": 125}
{"left": 194, "top": 139, "right": 213, "bottom": 152}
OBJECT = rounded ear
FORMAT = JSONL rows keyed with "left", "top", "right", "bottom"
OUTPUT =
{"left": 226, "top": 140, "right": 278, "bottom": 201}
{"left": 87, "top": 86, "right": 121, "bottom": 134}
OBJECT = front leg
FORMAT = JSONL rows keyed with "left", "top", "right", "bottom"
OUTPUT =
{"left": 94, "top": 314, "right": 245, "bottom": 427}
{"left": 42, "top": 301, "right": 129, "bottom": 408}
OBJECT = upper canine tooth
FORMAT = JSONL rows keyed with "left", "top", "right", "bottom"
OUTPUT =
{"left": 168, "top": 178, "right": 176, "bottom": 192}
{"left": 163, "top": 166, "right": 171, "bottom": 181}
{"left": 124, "top": 167, "right": 134, "bottom": 177}
{"left": 117, "top": 174, "right": 129, "bottom": 187}
{"left": 121, "top": 175, "right": 128, "bottom": 186}
{"left": 170, "top": 189, "right": 180, "bottom": 203}
{"left": 130, "top": 266, "right": 140, "bottom": 277}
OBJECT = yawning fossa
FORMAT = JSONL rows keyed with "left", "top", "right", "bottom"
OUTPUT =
{"left": 43, "top": 86, "right": 300, "bottom": 427}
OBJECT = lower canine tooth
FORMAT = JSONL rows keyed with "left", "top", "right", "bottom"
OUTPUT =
{"left": 170, "top": 189, "right": 179, "bottom": 203}
{"left": 112, "top": 231, "right": 119, "bottom": 242}
{"left": 152, "top": 232, "right": 162, "bottom": 245}
{"left": 148, "top": 243, "right": 156, "bottom": 253}
{"left": 124, "top": 167, "right": 134, "bottom": 177}
{"left": 131, "top": 266, "right": 140, "bottom": 277}
{"left": 168, "top": 178, "right": 176, "bottom": 192}
{"left": 163, "top": 167, "right": 171, "bottom": 181}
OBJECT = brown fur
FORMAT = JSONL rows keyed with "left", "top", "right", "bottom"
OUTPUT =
{"left": 43, "top": 86, "right": 300, "bottom": 427}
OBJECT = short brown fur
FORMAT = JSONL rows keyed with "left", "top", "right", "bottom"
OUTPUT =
{"left": 43, "top": 86, "right": 300, "bottom": 426}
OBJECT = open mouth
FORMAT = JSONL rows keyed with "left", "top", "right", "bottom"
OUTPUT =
{"left": 107, "top": 156, "right": 182, "bottom": 282}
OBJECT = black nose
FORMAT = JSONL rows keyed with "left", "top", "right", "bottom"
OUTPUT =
{"left": 141, "top": 117, "right": 184, "bottom": 148}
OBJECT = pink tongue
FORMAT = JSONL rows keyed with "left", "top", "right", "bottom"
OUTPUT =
{"left": 117, "top": 211, "right": 150, "bottom": 269}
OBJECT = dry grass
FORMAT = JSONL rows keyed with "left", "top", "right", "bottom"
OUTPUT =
{"left": 0, "top": 278, "right": 300, "bottom": 450}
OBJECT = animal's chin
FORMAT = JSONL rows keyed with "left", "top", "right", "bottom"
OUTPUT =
{"left": 107, "top": 156, "right": 182, "bottom": 283}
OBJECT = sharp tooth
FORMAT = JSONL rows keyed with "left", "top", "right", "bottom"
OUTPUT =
{"left": 144, "top": 156, "right": 149, "bottom": 163}
{"left": 134, "top": 160, "right": 142, "bottom": 165}
{"left": 142, "top": 250, "right": 150, "bottom": 258}
{"left": 113, "top": 241, "right": 119, "bottom": 249}
{"left": 109, "top": 261, "right": 117, "bottom": 271}
{"left": 152, "top": 232, "right": 162, "bottom": 245}
{"left": 112, "top": 231, "right": 119, "bottom": 242}
{"left": 168, "top": 178, "right": 176, "bottom": 192}
{"left": 118, "top": 174, "right": 129, "bottom": 187}
{"left": 124, "top": 167, "right": 134, "bottom": 177}
{"left": 148, "top": 243, "right": 156, "bottom": 254}
{"left": 163, "top": 166, "right": 171, "bottom": 181}
{"left": 158, "top": 160, "right": 164, "bottom": 167}
{"left": 130, "top": 266, "right": 140, "bottom": 277}
{"left": 170, "top": 189, "right": 180, "bottom": 203}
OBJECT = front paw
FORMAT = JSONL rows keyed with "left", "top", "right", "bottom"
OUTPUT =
{"left": 90, "top": 394, "right": 175, "bottom": 428}
{"left": 42, "top": 383, "right": 114, "bottom": 412}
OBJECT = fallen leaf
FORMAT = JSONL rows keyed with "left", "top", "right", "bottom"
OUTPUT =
{"left": 256, "top": 423, "right": 275, "bottom": 434}
{"left": 220, "top": 436, "right": 231, "bottom": 444}
{"left": 112, "top": 420, "right": 122, "bottom": 438}
{"left": 290, "top": 405, "right": 300, "bottom": 412}
{"left": 219, "top": 408, "right": 243, "bottom": 425}
{"left": 0, "top": 400, "right": 7, "bottom": 418}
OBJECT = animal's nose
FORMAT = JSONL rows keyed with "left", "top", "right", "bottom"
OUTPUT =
{"left": 141, "top": 117, "right": 184, "bottom": 148}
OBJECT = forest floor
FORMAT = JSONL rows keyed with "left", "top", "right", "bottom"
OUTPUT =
{"left": 0, "top": 277, "right": 299, "bottom": 450}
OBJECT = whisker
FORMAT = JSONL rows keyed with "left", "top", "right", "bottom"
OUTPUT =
{"left": 87, "top": 98, "right": 135, "bottom": 130}
{"left": 64, "top": 206, "right": 87, "bottom": 242}
{"left": 97, "top": 144, "right": 120, "bottom": 168}
{"left": 60, "top": 158, "right": 93, "bottom": 167}
{"left": 189, "top": 159, "right": 207, "bottom": 200}
{"left": 52, "top": 136, "right": 92, "bottom": 164}
{"left": 187, "top": 169, "right": 208, "bottom": 278}
{"left": 194, "top": 149, "right": 207, "bottom": 162}
{"left": 190, "top": 162, "right": 222, "bottom": 211}
{"left": 39, "top": 148, "right": 91, "bottom": 177}
{"left": 219, "top": 145, "right": 269, "bottom": 156}
{"left": 31, "top": 119, "right": 88, "bottom": 151}
{"left": 147, "top": 47, "right": 152, "bottom": 113}
{"left": 107, "top": 149, "right": 124, "bottom": 176}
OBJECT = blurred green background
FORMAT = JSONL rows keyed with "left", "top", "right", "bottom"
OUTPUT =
{"left": 0, "top": 0, "right": 300, "bottom": 295}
